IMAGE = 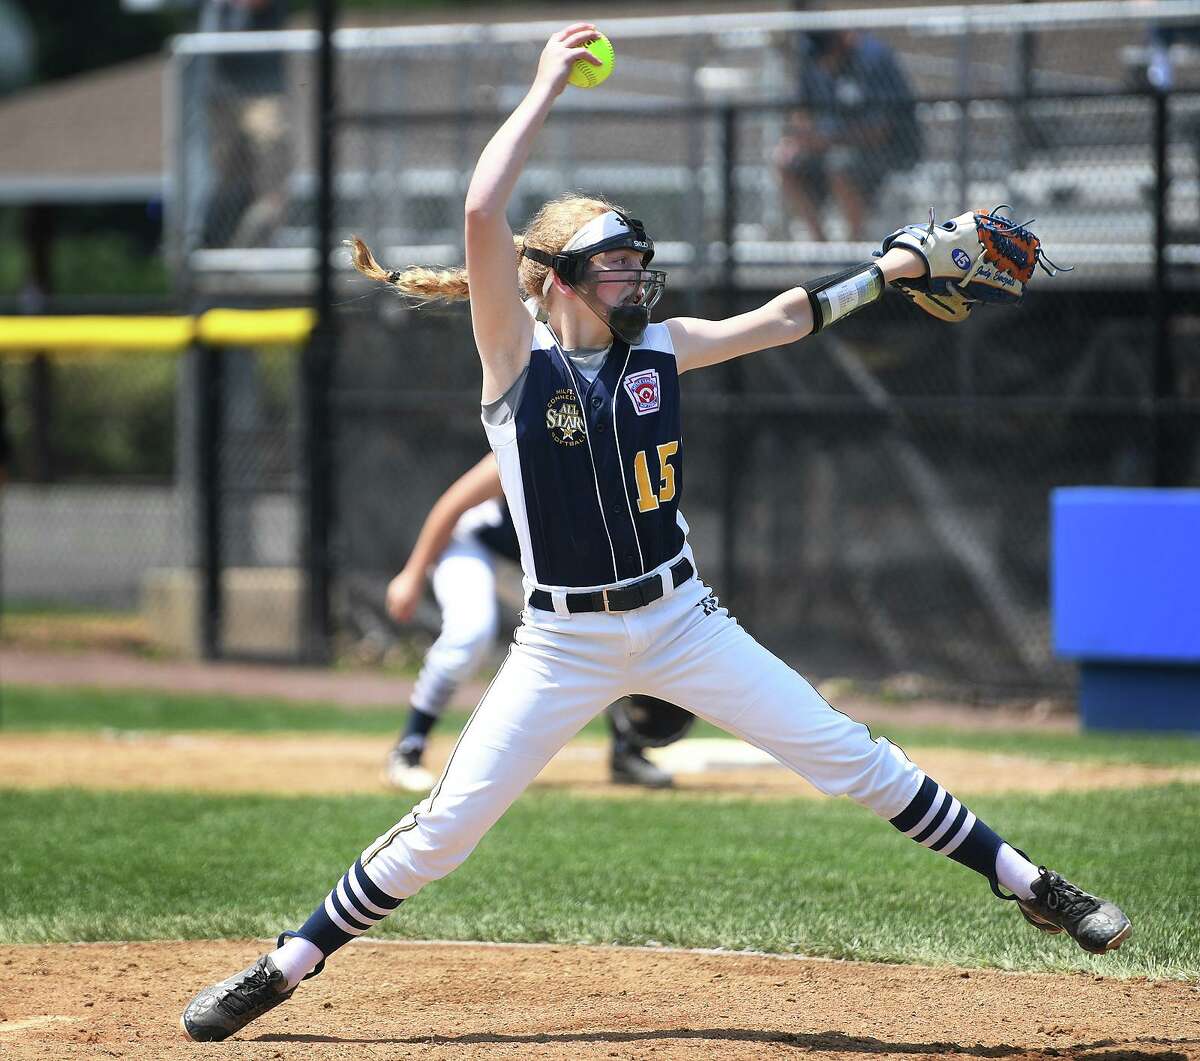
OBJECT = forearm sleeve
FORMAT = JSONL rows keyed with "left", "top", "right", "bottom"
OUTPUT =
{"left": 805, "top": 262, "right": 885, "bottom": 335}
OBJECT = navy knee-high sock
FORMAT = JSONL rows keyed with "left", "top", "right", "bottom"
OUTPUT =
{"left": 888, "top": 776, "right": 1005, "bottom": 888}
{"left": 295, "top": 858, "right": 404, "bottom": 956}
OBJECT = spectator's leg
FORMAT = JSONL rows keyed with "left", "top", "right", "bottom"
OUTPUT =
{"left": 831, "top": 147, "right": 890, "bottom": 241}
{"left": 203, "top": 93, "right": 253, "bottom": 247}
{"left": 828, "top": 171, "right": 869, "bottom": 241}
{"left": 778, "top": 156, "right": 829, "bottom": 241}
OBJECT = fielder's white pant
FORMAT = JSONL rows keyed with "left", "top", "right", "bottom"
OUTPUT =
{"left": 409, "top": 538, "right": 500, "bottom": 718}
{"left": 361, "top": 551, "right": 923, "bottom": 898}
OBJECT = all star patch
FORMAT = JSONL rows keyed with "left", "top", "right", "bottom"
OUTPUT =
{"left": 623, "top": 369, "right": 661, "bottom": 416}
{"left": 546, "top": 388, "right": 586, "bottom": 446}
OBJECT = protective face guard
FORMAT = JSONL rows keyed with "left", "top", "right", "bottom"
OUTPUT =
{"left": 522, "top": 212, "right": 668, "bottom": 344}
{"left": 573, "top": 267, "right": 667, "bottom": 344}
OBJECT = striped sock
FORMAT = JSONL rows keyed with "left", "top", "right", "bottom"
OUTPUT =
{"left": 294, "top": 857, "right": 404, "bottom": 956}
{"left": 889, "top": 776, "right": 1005, "bottom": 886}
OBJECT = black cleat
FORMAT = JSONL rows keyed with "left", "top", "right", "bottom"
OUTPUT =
{"left": 610, "top": 745, "right": 673, "bottom": 789}
{"left": 180, "top": 954, "right": 294, "bottom": 1042}
{"left": 1016, "top": 867, "right": 1132, "bottom": 954}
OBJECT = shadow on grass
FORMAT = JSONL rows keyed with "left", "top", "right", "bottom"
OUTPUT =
{"left": 257, "top": 1027, "right": 1194, "bottom": 1058}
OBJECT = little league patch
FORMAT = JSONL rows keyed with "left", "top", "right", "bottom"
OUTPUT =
{"left": 624, "top": 369, "right": 661, "bottom": 415}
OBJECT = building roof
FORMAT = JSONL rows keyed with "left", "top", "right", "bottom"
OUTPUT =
{"left": 0, "top": 1, "right": 759, "bottom": 207}
{"left": 0, "top": 54, "right": 165, "bottom": 205}
{"left": 0, "top": 0, "right": 785, "bottom": 207}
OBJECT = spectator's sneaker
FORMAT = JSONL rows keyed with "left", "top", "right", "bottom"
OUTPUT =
{"left": 610, "top": 745, "right": 673, "bottom": 789}
{"left": 1016, "top": 867, "right": 1132, "bottom": 954}
{"left": 383, "top": 745, "right": 435, "bottom": 792}
{"left": 180, "top": 954, "right": 294, "bottom": 1042}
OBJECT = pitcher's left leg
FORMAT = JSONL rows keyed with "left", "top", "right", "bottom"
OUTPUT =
{"left": 644, "top": 588, "right": 1131, "bottom": 955}
{"left": 183, "top": 629, "right": 625, "bottom": 1042}
{"left": 645, "top": 590, "right": 919, "bottom": 813}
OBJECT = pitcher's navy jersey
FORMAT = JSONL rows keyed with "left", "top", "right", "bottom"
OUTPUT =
{"left": 483, "top": 321, "right": 685, "bottom": 589}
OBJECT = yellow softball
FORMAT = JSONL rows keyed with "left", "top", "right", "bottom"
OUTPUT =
{"left": 567, "top": 33, "right": 614, "bottom": 89}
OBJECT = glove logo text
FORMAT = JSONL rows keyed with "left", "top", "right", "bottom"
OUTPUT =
{"left": 951, "top": 248, "right": 972, "bottom": 270}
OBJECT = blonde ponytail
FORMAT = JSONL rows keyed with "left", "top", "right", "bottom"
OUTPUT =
{"left": 346, "top": 235, "right": 521, "bottom": 304}
{"left": 347, "top": 193, "right": 622, "bottom": 307}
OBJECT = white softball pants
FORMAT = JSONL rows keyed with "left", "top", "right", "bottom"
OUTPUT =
{"left": 360, "top": 552, "right": 924, "bottom": 897}
{"left": 409, "top": 538, "right": 500, "bottom": 717}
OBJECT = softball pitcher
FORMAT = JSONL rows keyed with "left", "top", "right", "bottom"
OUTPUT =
{"left": 183, "top": 24, "right": 1131, "bottom": 1042}
{"left": 384, "top": 453, "right": 685, "bottom": 791}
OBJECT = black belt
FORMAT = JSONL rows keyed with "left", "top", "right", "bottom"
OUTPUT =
{"left": 529, "top": 558, "right": 694, "bottom": 615}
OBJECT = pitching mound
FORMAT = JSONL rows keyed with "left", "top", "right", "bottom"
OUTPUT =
{"left": 0, "top": 939, "right": 1196, "bottom": 1060}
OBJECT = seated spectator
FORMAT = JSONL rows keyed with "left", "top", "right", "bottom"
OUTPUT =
{"left": 774, "top": 30, "right": 921, "bottom": 241}
{"left": 1144, "top": 19, "right": 1200, "bottom": 90}
{"left": 195, "top": 0, "right": 290, "bottom": 248}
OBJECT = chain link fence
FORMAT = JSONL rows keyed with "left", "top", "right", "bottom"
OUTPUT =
{"left": 1, "top": 328, "right": 308, "bottom": 660}
{"left": 168, "top": 2, "right": 1200, "bottom": 692}
{"left": 1, "top": 345, "right": 184, "bottom": 614}
{"left": 9, "top": 2, "right": 1197, "bottom": 693}
{"left": 173, "top": 5, "right": 1200, "bottom": 277}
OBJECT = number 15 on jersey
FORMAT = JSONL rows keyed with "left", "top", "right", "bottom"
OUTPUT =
{"left": 633, "top": 441, "right": 679, "bottom": 513}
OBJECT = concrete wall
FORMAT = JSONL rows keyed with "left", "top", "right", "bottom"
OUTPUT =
{"left": 1, "top": 484, "right": 297, "bottom": 610}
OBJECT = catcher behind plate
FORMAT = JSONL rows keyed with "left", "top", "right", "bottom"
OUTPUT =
{"left": 608, "top": 694, "right": 695, "bottom": 748}
{"left": 879, "top": 206, "right": 1070, "bottom": 323}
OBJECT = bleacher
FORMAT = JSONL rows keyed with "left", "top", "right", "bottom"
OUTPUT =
{"left": 171, "top": 2, "right": 1200, "bottom": 294}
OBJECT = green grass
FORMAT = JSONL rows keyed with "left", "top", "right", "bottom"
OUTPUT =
{"left": 0, "top": 685, "right": 614, "bottom": 740}
{"left": 867, "top": 723, "right": 1200, "bottom": 768}
{"left": 4, "top": 685, "right": 1200, "bottom": 766}
{"left": 0, "top": 685, "right": 406, "bottom": 736}
{"left": 0, "top": 601, "right": 123, "bottom": 617}
{"left": 0, "top": 785, "right": 1195, "bottom": 979}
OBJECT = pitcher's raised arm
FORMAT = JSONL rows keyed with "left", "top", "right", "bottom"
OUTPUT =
{"left": 464, "top": 25, "right": 606, "bottom": 401}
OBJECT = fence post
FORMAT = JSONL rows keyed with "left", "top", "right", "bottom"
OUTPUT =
{"left": 195, "top": 342, "right": 223, "bottom": 660}
{"left": 302, "top": 0, "right": 338, "bottom": 664}
{"left": 1150, "top": 86, "right": 1173, "bottom": 487}
{"left": 956, "top": 25, "right": 971, "bottom": 209}
{"left": 718, "top": 104, "right": 743, "bottom": 603}
{"left": 28, "top": 355, "right": 53, "bottom": 483}
{"left": 24, "top": 205, "right": 55, "bottom": 483}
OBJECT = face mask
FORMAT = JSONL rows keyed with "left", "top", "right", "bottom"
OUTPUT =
{"left": 571, "top": 266, "right": 666, "bottom": 344}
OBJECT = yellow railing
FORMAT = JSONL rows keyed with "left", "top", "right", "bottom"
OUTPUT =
{"left": 0, "top": 308, "right": 317, "bottom": 355}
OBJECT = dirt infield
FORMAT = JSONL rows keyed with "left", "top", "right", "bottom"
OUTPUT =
{"left": 4, "top": 730, "right": 1198, "bottom": 799}
{"left": 1, "top": 939, "right": 1197, "bottom": 1060}
{"left": 8, "top": 641, "right": 1162, "bottom": 799}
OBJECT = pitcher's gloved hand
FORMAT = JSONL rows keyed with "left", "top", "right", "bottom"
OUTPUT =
{"left": 878, "top": 206, "right": 1069, "bottom": 323}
